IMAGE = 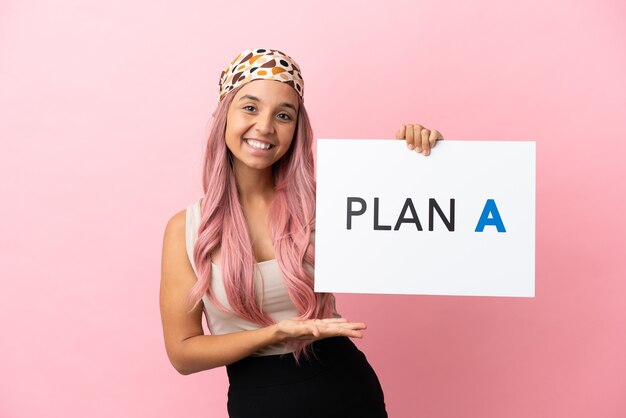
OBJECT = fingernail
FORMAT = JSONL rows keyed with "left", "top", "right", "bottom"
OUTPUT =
{"left": 407, "top": 144, "right": 414, "bottom": 150}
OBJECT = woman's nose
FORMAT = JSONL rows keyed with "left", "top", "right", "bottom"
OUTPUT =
{"left": 254, "top": 112, "right": 275, "bottom": 135}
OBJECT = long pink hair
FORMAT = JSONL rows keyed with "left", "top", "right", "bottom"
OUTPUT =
{"left": 188, "top": 84, "right": 336, "bottom": 355}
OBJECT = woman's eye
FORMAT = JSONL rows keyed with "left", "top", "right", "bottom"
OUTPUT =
{"left": 242, "top": 106, "right": 291, "bottom": 120}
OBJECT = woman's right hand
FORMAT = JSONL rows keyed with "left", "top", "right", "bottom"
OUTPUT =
{"left": 273, "top": 317, "right": 367, "bottom": 342}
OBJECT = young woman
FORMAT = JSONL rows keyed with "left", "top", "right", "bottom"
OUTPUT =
{"left": 160, "top": 48, "right": 443, "bottom": 418}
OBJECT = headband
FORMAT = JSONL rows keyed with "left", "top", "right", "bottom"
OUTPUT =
{"left": 218, "top": 48, "right": 304, "bottom": 102}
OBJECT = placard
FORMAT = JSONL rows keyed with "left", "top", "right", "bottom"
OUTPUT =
{"left": 314, "top": 139, "right": 535, "bottom": 297}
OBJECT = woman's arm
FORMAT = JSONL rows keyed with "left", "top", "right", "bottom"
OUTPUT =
{"left": 159, "top": 210, "right": 365, "bottom": 375}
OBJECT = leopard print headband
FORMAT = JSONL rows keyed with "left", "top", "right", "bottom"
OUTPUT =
{"left": 218, "top": 48, "right": 304, "bottom": 102}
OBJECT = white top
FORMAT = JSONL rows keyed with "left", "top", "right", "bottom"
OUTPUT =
{"left": 186, "top": 199, "right": 308, "bottom": 356}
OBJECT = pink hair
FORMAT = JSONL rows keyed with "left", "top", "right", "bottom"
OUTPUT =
{"left": 188, "top": 85, "right": 336, "bottom": 357}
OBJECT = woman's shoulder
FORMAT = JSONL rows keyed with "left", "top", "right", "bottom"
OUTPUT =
{"left": 163, "top": 209, "right": 187, "bottom": 247}
{"left": 163, "top": 198, "right": 204, "bottom": 241}
{"left": 167, "top": 208, "right": 186, "bottom": 226}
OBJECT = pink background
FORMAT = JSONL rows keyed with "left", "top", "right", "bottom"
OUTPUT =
{"left": 1, "top": 1, "right": 625, "bottom": 417}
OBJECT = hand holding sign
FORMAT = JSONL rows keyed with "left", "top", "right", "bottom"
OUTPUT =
{"left": 395, "top": 124, "right": 444, "bottom": 156}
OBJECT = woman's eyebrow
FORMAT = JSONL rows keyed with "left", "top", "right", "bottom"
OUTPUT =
{"left": 239, "top": 94, "right": 297, "bottom": 112}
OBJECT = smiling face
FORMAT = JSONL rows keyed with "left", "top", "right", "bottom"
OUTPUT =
{"left": 225, "top": 79, "right": 300, "bottom": 173}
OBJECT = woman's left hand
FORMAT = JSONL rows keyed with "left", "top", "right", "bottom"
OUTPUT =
{"left": 395, "top": 124, "right": 444, "bottom": 156}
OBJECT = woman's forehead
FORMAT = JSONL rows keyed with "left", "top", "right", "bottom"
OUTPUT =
{"left": 235, "top": 79, "right": 299, "bottom": 105}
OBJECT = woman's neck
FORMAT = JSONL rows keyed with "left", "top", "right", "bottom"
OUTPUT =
{"left": 232, "top": 161, "right": 275, "bottom": 204}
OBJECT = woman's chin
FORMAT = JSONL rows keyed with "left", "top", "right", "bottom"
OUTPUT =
{"left": 233, "top": 157, "right": 275, "bottom": 172}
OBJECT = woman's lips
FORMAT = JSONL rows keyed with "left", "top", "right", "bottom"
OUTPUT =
{"left": 244, "top": 138, "right": 274, "bottom": 151}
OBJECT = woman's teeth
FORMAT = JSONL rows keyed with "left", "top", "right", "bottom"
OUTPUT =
{"left": 245, "top": 139, "right": 272, "bottom": 150}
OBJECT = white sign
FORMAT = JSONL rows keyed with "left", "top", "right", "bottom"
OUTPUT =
{"left": 314, "top": 139, "right": 535, "bottom": 297}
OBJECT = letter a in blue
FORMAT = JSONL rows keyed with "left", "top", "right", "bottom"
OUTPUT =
{"left": 475, "top": 199, "right": 506, "bottom": 232}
